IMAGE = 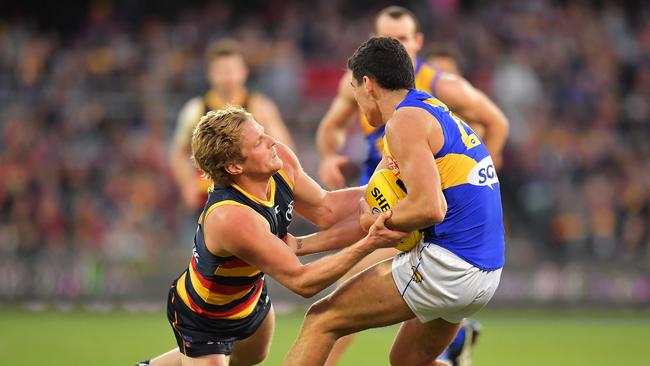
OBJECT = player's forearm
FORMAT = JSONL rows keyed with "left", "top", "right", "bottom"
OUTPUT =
{"left": 482, "top": 113, "right": 509, "bottom": 160}
{"left": 316, "top": 121, "right": 346, "bottom": 157}
{"left": 293, "top": 237, "right": 374, "bottom": 297}
{"left": 295, "top": 212, "right": 365, "bottom": 256}
{"left": 386, "top": 196, "right": 446, "bottom": 232}
{"left": 316, "top": 187, "right": 364, "bottom": 228}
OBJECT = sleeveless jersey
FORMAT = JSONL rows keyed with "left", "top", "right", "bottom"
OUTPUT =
{"left": 384, "top": 89, "right": 505, "bottom": 270}
{"left": 359, "top": 59, "right": 443, "bottom": 184}
{"left": 175, "top": 170, "right": 295, "bottom": 319}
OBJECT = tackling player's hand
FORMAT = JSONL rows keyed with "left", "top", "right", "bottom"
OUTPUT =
{"left": 366, "top": 211, "right": 409, "bottom": 249}
{"left": 319, "top": 154, "right": 349, "bottom": 189}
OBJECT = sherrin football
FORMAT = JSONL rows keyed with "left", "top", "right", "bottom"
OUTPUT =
{"left": 365, "top": 169, "right": 423, "bottom": 251}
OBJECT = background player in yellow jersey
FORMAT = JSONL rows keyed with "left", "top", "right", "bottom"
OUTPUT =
{"left": 318, "top": 6, "right": 509, "bottom": 365}
{"left": 285, "top": 36, "right": 504, "bottom": 366}
{"left": 317, "top": 6, "right": 508, "bottom": 189}
{"left": 170, "top": 39, "right": 294, "bottom": 211}
{"left": 138, "top": 106, "right": 407, "bottom": 366}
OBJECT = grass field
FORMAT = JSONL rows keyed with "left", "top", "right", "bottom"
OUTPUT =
{"left": 1, "top": 306, "right": 648, "bottom": 365}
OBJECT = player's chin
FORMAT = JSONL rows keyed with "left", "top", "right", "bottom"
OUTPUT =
{"left": 270, "top": 157, "right": 283, "bottom": 170}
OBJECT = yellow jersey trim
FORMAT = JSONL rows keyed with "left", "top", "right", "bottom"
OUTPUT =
{"left": 231, "top": 178, "right": 276, "bottom": 207}
{"left": 277, "top": 169, "right": 294, "bottom": 190}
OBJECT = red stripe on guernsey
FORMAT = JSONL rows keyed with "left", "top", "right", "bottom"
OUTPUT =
{"left": 185, "top": 277, "right": 264, "bottom": 318}
{"left": 218, "top": 257, "right": 253, "bottom": 269}
{"left": 190, "top": 257, "right": 256, "bottom": 295}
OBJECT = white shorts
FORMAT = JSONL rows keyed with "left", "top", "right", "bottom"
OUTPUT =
{"left": 392, "top": 241, "right": 502, "bottom": 324}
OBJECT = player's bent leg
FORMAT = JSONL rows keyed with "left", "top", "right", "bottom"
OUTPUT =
{"left": 284, "top": 258, "right": 415, "bottom": 366}
{"left": 389, "top": 318, "right": 461, "bottom": 366}
{"left": 324, "top": 247, "right": 399, "bottom": 366}
{"left": 229, "top": 306, "right": 275, "bottom": 366}
{"left": 180, "top": 353, "right": 228, "bottom": 366}
{"left": 148, "top": 348, "right": 183, "bottom": 366}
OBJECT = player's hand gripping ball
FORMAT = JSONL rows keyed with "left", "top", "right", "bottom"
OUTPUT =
{"left": 365, "top": 169, "right": 423, "bottom": 251}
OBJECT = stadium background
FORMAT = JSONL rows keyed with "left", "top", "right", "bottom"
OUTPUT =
{"left": 0, "top": 0, "right": 649, "bottom": 365}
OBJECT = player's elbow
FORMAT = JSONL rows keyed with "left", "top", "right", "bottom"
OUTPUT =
{"left": 288, "top": 280, "right": 319, "bottom": 298}
{"left": 423, "top": 207, "right": 446, "bottom": 225}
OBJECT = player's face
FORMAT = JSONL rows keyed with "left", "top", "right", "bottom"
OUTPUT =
{"left": 238, "top": 119, "right": 283, "bottom": 176}
{"left": 207, "top": 54, "right": 248, "bottom": 92}
{"left": 351, "top": 78, "right": 383, "bottom": 127}
{"left": 375, "top": 15, "right": 423, "bottom": 60}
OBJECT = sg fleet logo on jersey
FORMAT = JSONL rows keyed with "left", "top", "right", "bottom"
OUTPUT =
{"left": 467, "top": 156, "right": 499, "bottom": 187}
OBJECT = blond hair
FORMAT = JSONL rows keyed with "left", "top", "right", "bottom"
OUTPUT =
{"left": 191, "top": 106, "right": 252, "bottom": 186}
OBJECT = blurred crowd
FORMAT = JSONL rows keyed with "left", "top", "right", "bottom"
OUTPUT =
{"left": 1, "top": 0, "right": 649, "bottom": 304}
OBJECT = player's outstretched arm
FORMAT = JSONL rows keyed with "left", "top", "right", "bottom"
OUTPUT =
{"left": 207, "top": 205, "right": 405, "bottom": 298}
{"left": 435, "top": 74, "right": 509, "bottom": 168}
{"left": 316, "top": 71, "right": 359, "bottom": 189}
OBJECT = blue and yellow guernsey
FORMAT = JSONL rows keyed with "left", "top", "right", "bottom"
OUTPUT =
{"left": 359, "top": 59, "right": 442, "bottom": 184}
{"left": 384, "top": 89, "right": 505, "bottom": 270}
{"left": 174, "top": 170, "right": 294, "bottom": 319}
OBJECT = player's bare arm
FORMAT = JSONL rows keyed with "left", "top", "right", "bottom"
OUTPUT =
{"left": 277, "top": 143, "right": 368, "bottom": 254}
{"left": 382, "top": 107, "right": 447, "bottom": 232}
{"left": 316, "top": 70, "right": 359, "bottom": 189}
{"left": 435, "top": 73, "right": 509, "bottom": 167}
{"left": 205, "top": 204, "right": 404, "bottom": 298}
{"left": 169, "top": 97, "right": 204, "bottom": 208}
{"left": 250, "top": 93, "right": 296, "bottom": 150}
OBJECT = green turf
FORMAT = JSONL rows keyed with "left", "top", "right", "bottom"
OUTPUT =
{"left": 1, "top": 307, "right": 648, "bottom": 365}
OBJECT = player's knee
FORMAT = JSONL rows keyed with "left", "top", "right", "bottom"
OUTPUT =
{"left": 304, "top": 298, "right": 351, "bottom": 337}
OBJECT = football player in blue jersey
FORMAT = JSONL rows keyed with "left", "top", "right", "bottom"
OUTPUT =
{"left": 285, "top": 37, "right": 505, "bottom": 366}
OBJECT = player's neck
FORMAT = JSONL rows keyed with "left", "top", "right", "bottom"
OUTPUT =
{"left": 232, "top": 174, "right": 273, "bottom": 202}
{"left": 378, "top": 89, "right": 410, "bottom": 123}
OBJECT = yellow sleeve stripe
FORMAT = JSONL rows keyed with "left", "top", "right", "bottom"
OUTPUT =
{"left": 277, "top": 169, "right": 295, "bottom": 190}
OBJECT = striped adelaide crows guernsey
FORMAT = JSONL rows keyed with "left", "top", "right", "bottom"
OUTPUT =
{"left": 174, "top": 170, "right": 295, "bottom": 320}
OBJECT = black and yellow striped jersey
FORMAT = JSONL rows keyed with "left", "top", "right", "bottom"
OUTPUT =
{"left": 174, "top": 170, "right": 294, "bottom": 319}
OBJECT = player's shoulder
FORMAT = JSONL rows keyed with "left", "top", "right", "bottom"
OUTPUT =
{"left": 181, "top": 96, "right": 205, "bottom": 111}
{"left": 388, "top": 104, "right": 440, "bottom": 136}
{"left": 249, "top": 92, "right": 278, "bottom": 111}
{"left": 204, "top": 198, "right": 266, "bottom": 232}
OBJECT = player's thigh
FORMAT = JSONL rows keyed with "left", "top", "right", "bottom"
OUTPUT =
{"left": 340, "top": 247, "right": 399, "bottom": 282}
{"left": 390, "top": 318, "right": 461, "bottom": 366}
{"left": 180, "top": 353, "right": 228, "bottom": 366}
{"left": 307, "top": 258, "right": 414, "bottom": 334}
{"left": 230, "top": 306, "right": 275, "bottom": 366}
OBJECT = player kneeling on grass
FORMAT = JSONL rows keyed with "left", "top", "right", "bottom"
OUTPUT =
{"left": 284, "top": 37, "right": 505, "bottom": 366}
{"left": 136, "top": 106, "right": 408, "bottom": 366}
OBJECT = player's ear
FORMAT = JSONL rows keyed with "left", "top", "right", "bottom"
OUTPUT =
{"left": 415, "top": 32, "right": 424, "bottom": 52}
{"left": 225, "top": 162, "right": 243, "bottom": 176}
{"left": 363, "top": 76, "right": 377, "bottom": 99}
